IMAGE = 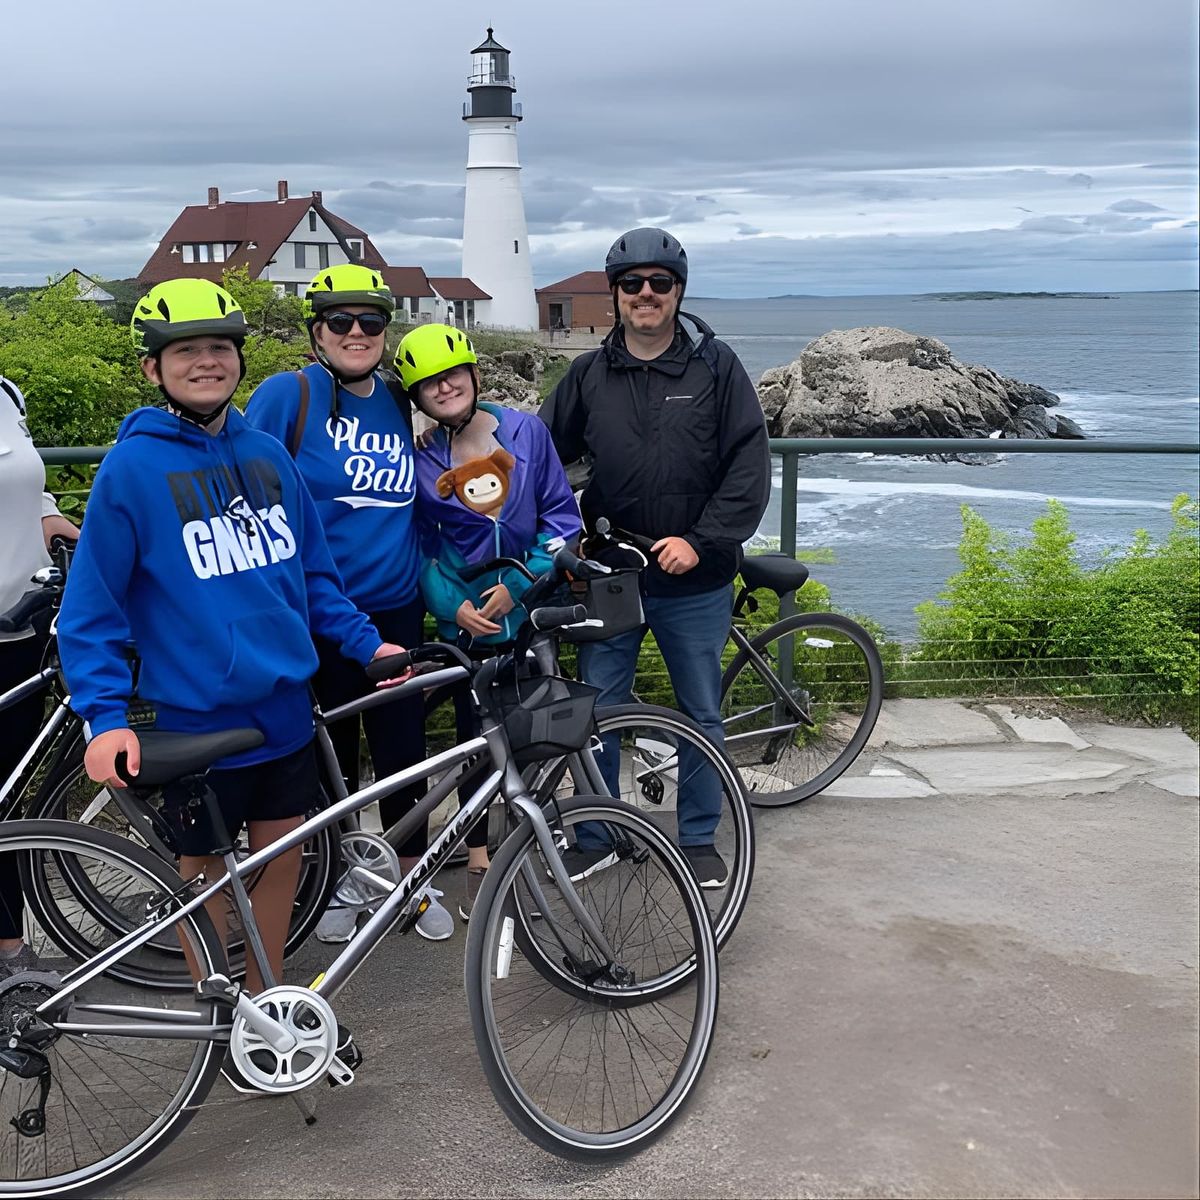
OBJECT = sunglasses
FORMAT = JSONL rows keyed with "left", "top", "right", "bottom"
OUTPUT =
{"left": 615, "top": 273, "right": 677, "bottom": 296}
{"left": 322, "top": 311, "right": 389, "bottom": 337}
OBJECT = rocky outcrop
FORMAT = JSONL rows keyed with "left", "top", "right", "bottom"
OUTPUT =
{"left": 476, "top": 345, "right": 567, "bottom": 413}
{"left": 757, "top": 327, "right": 1085, "bottom": 441}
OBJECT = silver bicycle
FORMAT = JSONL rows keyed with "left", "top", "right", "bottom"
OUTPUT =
{"left": 0, "top": 549, "right": 719, "bottom": 1196}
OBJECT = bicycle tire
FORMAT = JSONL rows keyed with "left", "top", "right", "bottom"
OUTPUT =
{"left": 1, "top": 819, "right": 226, "bottom": 1197}
{"left": 720, "top": 611, "right": 884, "bottom": 807}
{"left": 525, "top": 703, "right": 755, "bottom": 951}
{"left": 25, "top": 760, "right": 338, "bottom": 990}
{"left": 465, "top": 796, "right": 719, "bottom": 1161}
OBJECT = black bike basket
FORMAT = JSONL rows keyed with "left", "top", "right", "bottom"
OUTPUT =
{"left": 558, "top": 563, "right": 646, "bottom": 644}
{"left": 494, "top": 674, "right": 599, "bottom": 767}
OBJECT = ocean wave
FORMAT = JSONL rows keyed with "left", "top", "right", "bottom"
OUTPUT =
{"left": 773, "top": 475, "right": 1172, "bottom": 510}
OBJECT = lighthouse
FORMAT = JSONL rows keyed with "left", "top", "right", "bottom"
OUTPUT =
{"left": 460, "top": 28, "right": 538, "bottom": 330}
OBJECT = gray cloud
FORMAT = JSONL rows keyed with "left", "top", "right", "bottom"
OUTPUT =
{"left": 0, "top": 0, "right": 1194, "bottom": 292}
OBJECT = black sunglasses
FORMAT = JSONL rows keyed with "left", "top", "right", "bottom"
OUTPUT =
{"left": 615, "top": 273, "right": 677, "bottom": 296}
{"left": 322, "top": 310, "right": 389, "bottom": 336}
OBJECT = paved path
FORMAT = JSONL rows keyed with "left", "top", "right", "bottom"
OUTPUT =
{"left": 110, "top": 703, "right": 1198, "bottom": 1199}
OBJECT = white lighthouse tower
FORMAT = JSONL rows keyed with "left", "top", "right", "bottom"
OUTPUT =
{"left": 460, "top": 28, "right": 538, "bottom": 330}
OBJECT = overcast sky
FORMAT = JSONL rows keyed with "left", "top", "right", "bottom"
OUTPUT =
{"left": 2, "top": 0, "right": 1196, "bottom": 295}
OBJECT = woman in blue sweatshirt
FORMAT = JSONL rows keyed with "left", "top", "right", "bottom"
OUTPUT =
{"left": 245, "top": 265, "right": 447, "bottom": 943}
{"left": 395, "top": 323, "right": 581, "bottom": 920}
{"left": 58, "top": 279, "right": 405, "bottom": 1023}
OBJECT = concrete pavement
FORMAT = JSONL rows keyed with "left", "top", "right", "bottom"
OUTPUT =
{"left": 109, "top": 701, "right": 1199, "bottom": 1199}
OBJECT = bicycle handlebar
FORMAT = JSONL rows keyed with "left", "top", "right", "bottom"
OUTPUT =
{"left": 529, "top": 604, "right": 589, "bottom": 632}
{"left": 0, "top": 588, "right": 56, "bottom": 634}
{"left": 459, "top": 557, "right": 537, "bottom": 585}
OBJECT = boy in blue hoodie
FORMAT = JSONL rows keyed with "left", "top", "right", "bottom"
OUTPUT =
{"left": 57, "top": 279, "right": 406, "bottom": 1007}
{"left": 394, "top": 324, "right": 580, "bottom": 919}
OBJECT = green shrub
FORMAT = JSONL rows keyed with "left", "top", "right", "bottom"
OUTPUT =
{"left": 910, "top": 496, "right": 1199, "bottom": 729}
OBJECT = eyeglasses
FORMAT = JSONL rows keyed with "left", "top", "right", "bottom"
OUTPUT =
{"left": 615, "top": 273, "right": 677, "bottom": 296}
{"left": 322, "top": 311, "right": 389, "bottom": 337}
{"left": 169, "top": 342, "right": 239, "bottom": 359}
{"left": 419, "top": 365, "right": 472, "bottom": 393}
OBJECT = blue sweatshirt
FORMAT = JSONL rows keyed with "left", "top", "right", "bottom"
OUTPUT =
{"left": 58, "top": 406, "right": 382, "bottom": 767}
{"left": 245, "top": 365, "right": 420, "bottom": 613}
{"left": 416, "top": 404, "right": 581, "bottom": 645}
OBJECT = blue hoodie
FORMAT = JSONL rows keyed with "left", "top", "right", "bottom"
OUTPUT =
{"left": 416, "top": 404, "right": 581, "bottom": 644}
{"left": 58, "top": 406, "right": 382, "bottom": 767}
{"left": 245, "top": 365, "right": 420, "bottom": 612}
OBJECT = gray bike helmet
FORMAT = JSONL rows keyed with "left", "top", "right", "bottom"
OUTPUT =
{"left": 605, "top": 227, "right": 688, "bottom": 287}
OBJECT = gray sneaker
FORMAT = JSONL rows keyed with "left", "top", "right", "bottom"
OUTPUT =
{"left": 413, "top": 888, "right": 454, "bottom": 942}
{"left": 316, "top": 905, "right": 357, "bottom": 944}
{"left": 0, "top": 945, "right": 40, "bottom": 978}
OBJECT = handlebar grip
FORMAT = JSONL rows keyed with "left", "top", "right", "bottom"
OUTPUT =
{"left": 529, "top": 604, "right": 589, "bottom": 631}
{"left": 552, "top": 544, "right": 612, "bottom": 582}
{"left": 364, "top": 651, "right": 412, "bottom": 683}
{"left": 0, "top": 589, "right": 53, "bottom": 634}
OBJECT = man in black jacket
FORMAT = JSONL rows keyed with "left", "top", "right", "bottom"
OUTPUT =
{"left": 541, "top": 227, "right": 770, "bottom": 886}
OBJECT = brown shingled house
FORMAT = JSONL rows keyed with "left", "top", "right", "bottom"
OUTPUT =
{"left": 138, "top": 182, "right": 455, "bottom": 321}
{"left": 534, "top": 270, "right": 613, "bottom": 333}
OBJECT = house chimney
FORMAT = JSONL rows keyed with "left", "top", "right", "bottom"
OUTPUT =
{"left": 311, "top": 190, "right": 323, "bottom": 206}
{"left": 277, "top": 179, "right": 289, "bottom": 203}
{"left": 207, "top": 186, "right": 219, "bottom": 208}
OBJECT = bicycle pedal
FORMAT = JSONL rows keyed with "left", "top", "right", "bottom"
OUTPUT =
{"left": 396, "top": 894, "right": 431, "bottom": 935}
{"left": 327, "top": 1040, "right": 362, "bottom": 1087}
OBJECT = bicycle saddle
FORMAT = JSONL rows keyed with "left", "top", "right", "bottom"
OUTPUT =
{"left": 738, "top": 554, "right": 810, "bottom": 596}
{"left": 117, "top": 728, "right": 265, "bottom": 787}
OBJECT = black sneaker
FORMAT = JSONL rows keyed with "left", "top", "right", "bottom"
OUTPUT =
{"left": 221, "top": 1050, "right": 270, "bottom": 1096}
{"left": 681, "top": 845, "right": 728, "bottom": 890}
{"left": 556, "top": 845, "right": 618, "bottom": 882}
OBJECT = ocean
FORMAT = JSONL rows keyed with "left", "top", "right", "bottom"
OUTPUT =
{"left": 685, "top": 291, "right": 1200, "bottom": 637}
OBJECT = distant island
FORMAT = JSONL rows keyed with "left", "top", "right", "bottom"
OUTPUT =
{"left": 766, "top": 293, "right": 823, "bottom": 300}
{"left": 922, "top": 291, "right": 1118, "bottom": 301}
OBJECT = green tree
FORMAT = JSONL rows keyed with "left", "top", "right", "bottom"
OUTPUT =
{"left": 221, "top": 267, "right": 309, "bottom": 405}
{"left": 0, "top": 278, "right": 152, "bottom": 446}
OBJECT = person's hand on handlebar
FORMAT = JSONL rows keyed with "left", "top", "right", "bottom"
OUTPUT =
{"left": 84, "top": 728, "right": 141, "bottom": 789}
{"left": 651, "top": 536, "right": 699, "bottom": 576}
{"left": 370, "top": 641, "right": 413, "bottom": 687}
{"left": 478, "top": 582, "right": 514, "bottom": 622}
{"left": 41, "top": 514, "right": 79, "bottom": 553}
{"left": 456, "top": 600, "right": 502, "bottom": 638}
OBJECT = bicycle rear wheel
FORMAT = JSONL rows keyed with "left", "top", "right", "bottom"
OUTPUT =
{"left": 0, "top": 820, "right": 226, "bottom": 1197}
{"left": 26, "top": 761, "right": 337, "bottom": 989}
{"left": 720, "top": 612, "right": 884, "bottom": 806}
{"left": 465, "top": 796, "right": 718, "bottom": 1161}
{"left": 526, "top": 704, "right": 754, "bottom": 950}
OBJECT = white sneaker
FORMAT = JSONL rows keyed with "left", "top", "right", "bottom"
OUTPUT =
{"left": 413, "top": 887, "right": 454, "bottom": 942}
{"left": 316, "top": 904, "right": 357, "bottom": 944}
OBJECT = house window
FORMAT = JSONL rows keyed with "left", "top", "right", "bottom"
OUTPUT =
{"left": 347, "top": 239, "right": 362, "bottom": 261}
{"left": 514, "top": 240, "right": 519, "bottom": 254}
{"left": 319, "top": 243, "right": 330, "bottom": 269}
{"left": 294, "top": 243, "right": 306, "bottom": 269}
{"left": 409, "top": 297, "right": 418, "bottom": 317}
{"left": 308, "top": 211, "right": 317, "bottom": 232}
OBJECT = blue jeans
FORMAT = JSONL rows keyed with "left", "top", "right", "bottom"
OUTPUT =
{"left": 576, "top": 584, "right": 733, "bottom": 848}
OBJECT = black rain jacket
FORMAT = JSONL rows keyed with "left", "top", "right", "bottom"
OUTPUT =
{"left": 540, "top": 313, "right": 770, "bottom": 596}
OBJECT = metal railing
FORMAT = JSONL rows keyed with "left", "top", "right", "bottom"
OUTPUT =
{"left": 37, "top": 436, "right": 1200, "bottom": 725}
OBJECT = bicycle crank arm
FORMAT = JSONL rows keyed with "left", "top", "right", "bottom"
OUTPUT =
{"left": 233, "top": 993, "right": 297, "bottom": 1053}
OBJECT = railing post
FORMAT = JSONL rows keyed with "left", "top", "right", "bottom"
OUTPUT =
{"left": 779, "top": 450, "right": 799, "bottom": 618}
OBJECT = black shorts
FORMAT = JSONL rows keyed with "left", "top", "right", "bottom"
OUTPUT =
{"left": 161, "top": 740, "right": 324, "bottom": 856}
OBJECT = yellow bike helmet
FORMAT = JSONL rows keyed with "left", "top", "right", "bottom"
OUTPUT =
{"left": 130, "top": 279, "right": 247, "bottom": 357}
{"left": 394, "top": 324, "right": 477, "bottom": 391}
{"left": 303, "top": 264, "right": 395, "bottom": 320}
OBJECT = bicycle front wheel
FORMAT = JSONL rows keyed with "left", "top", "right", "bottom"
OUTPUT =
{"left": 466, "top": 796, "right": 719, "bottom": 1162}
{"left": 526, "top": 704, "right": 755, "bottom": 951}
{"left": 720, "top": 612, "right": 884, "bottom": 806}
{"left": 1, "top": 820, "right": 226, "bottom": 1197}
{"left": 25, "top": 761, "right": 337, "bottom": 989}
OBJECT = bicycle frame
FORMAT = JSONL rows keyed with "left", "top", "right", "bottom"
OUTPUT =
{"left": 33, "top": 667, "right": 621, "bottom": 1046}
{"left": 0, "top": 673, "right": 77, "bottom": 822}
